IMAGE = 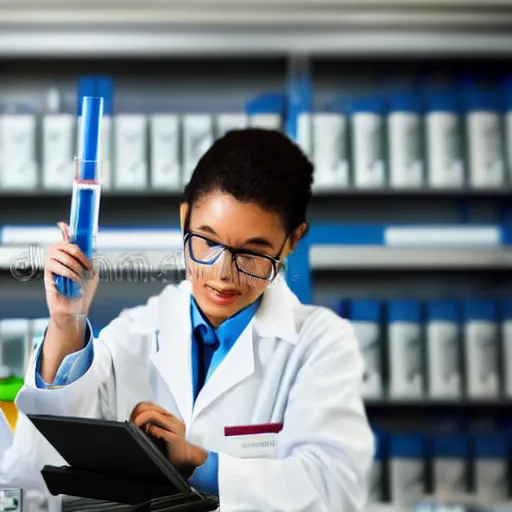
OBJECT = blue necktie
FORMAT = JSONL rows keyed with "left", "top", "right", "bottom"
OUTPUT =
{"left": 195, "top": 324, "right": 219, "bottom": 398}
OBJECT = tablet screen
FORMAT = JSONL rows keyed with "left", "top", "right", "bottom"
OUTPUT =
{"left": 27, "top": 414, "right": 190, "bottom": 494}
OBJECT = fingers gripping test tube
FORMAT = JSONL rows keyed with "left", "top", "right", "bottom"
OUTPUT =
{"left": 54, "top": 97, "right": 103, "bottom": 299}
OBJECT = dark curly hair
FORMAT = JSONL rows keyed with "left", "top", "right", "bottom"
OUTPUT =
{"left": 183, "top": 128, "right": 314, "bottom": 233}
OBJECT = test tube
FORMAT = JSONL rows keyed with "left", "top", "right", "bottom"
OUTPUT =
{"left": 54, "top": 96, "right": 103, "bottom": 300}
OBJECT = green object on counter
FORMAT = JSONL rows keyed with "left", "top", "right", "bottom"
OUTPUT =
{"left": 0, "top": 377, "right": 24, "bottom": 401}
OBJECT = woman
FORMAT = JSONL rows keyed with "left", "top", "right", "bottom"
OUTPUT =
{"left": 0, "top": 128, "right": 374, "bottom": 512}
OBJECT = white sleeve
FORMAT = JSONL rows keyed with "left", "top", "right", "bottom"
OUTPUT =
{"left": 0, "top": 305, "right": 140, "bottom": 508}
{"left": 217, "top": 313, "right": 375, "bottom": 512}
{"left": 15, "top": 317, "right": 119, "bottom": 420}
{"left": 13, "top": 287, "right": 165, "bottom": 421}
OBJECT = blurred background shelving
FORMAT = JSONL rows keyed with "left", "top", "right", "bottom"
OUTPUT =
{"left": 2, "top": 0, "right": 512, "bottom": 509}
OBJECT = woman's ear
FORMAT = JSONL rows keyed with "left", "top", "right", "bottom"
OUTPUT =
{"left": 280, "top": 222, "right": 308, "bottom": 259}
{"left": 290, "top": 222, "right": 308, "bottom": 250}
{"left": 179, "top": 202, "right": 190, "bottom": 234}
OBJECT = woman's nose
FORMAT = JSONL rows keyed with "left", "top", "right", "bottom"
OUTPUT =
{"left": 218, "top": 251, "right": 236, "bottom": 282}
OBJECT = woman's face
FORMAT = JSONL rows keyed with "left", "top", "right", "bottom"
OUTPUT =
{"left": 184, "top": 190, "right": 288, "bottom": 327}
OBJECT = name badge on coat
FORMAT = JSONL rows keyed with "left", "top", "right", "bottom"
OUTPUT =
{"left": 224, "top": 423, "right": 283, "bottom": 459}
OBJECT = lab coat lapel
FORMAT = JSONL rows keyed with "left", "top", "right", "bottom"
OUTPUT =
{"left": 253, "top": 275, "right": 300, "bottom": 344}
{"left": 150, "top": 282, "right": 194, "bottom": 426}
{"left": 191, "top": 275, "right": 299, "bottom": 421}
{"left": 192, "top": 322, "right": 254, "bottom": 421}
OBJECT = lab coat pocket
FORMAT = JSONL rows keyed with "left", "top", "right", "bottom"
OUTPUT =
{"left": 224, "top": 423, "right": 283, "bottom": 459}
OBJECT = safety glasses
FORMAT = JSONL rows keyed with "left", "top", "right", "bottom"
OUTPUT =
{"left": 183, "top": 232, "right": 282, "bottom": 281}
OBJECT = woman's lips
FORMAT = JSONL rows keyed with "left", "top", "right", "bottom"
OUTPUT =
{"left": 205, "top": 285, "right": 241, "bottom": 305}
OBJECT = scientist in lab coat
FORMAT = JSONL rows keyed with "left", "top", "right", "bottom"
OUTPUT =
{"left": 0, "top": 128, "right": 374, "bottom": 512}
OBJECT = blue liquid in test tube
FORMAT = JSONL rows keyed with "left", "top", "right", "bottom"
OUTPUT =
{"left": 55, "top": 97, "right": 103, "bottom": 299}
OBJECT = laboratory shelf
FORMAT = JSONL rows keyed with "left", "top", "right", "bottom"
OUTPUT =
{"left": 311, "top": 188, "right": 512, "bottom": 198}
{"left": 1, "top": 1, "right": 512, "bottom": 57}
{"left": 287, "top": 223, "right": 512, "bottom": 303}
{"left": 0, "top": 246, "right": 185, "bottom": 278}
{"left": 0, "top": 225, "right": 185, "bottom": 273}
{"left": 1, "top": 187, "right": 512, "bottom": 199}
{"left": 310, "top": 246, "right": 512, "bottom": 270}
{"left": 7, "top": 29, "right": 512, "bottom": 58}
{"left": 309, "top": 224, "right": 512, "bottom": 271}
{"left": 4, "top": 244, "right": 512, "bottom": 274}
{"left": 3, "top": 223, "right": 512, "bottom": 279}
{"left": 364, "top": 399, "right": 512, "bottom": 410}
{"left": 0, "top": 189, "right": 182, "bottom": 197}
{"left": 0, "top": 225, "right": 183, "bottom": 248}
{"left": 364, "top": 399, "right": 512, "bottom": 423}
{"left": 306, "top": 224, "right": 511, "bottom": 246}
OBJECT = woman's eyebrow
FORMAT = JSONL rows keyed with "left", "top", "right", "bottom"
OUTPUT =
{"left": 195, "top": 225, "right": 275, "bottom": 250}
{"left": 196, "top": 225, "right": 217, "bottom": 236}
{"left": 243, "top": 237, "right": 275, "bottom": 249}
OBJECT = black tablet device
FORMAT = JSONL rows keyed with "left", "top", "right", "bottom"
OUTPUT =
{"left": 27, "top": 414, "right": 218, "bottom": 509}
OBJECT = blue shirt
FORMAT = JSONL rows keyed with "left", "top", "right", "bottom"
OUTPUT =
{"left": 188, "top": 296, "right": 260, "bottom": 495}
{"left": 34, "top": 295, "right": 260, "bottom": 496}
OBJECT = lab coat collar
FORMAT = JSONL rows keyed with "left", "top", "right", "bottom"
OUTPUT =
{"left": 152, "top": 276, "right": 300, "bottom": 424}
{"left": 151, "top": 283, "right": 195, "bottom": 425}
{"left": 253, "top": 274, "right": 300, "bottom": 345}
{"left": 190, "top": 294, "right": 261, "bottom": 401}
{"left": 179, "top": 274, "right": 299, "bottom": 344}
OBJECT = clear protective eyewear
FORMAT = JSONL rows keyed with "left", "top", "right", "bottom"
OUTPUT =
{"left": 184, "top": 232, "right": 282, "bottom": 281}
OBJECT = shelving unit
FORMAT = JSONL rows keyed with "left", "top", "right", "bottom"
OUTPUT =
{"left": 3, "top": 222, "right": 511, "bottom": 274}
{"left": 1, "top": 1, "right": 511, "bottom": 338}
{"left": 1, "top": 187, "right": 512, "bottom": 198}
{"left": 310, "top": 246, "right": 512, "bottom": 270}
{"left": 0, "top": 5, "right": 509, "bottom": 322}
{"left": 1, "top": 1, "right": 512, "bottom": 58}
{"left": 1, "top": 2, "right": 512, "bottom": 506}
{"left": 3, "top": 30, "right": 512, "bottom": 58}
{"left": 365, "top": 399, "right": 512, "bottom": 410}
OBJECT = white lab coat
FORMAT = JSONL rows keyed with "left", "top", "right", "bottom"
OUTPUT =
{"left": 0, "top": 276, "right": 374, "bottom": 512}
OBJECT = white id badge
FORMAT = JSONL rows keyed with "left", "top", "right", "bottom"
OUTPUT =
{"left": 224, "top": 424, "right": 282, "bottom": 458}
